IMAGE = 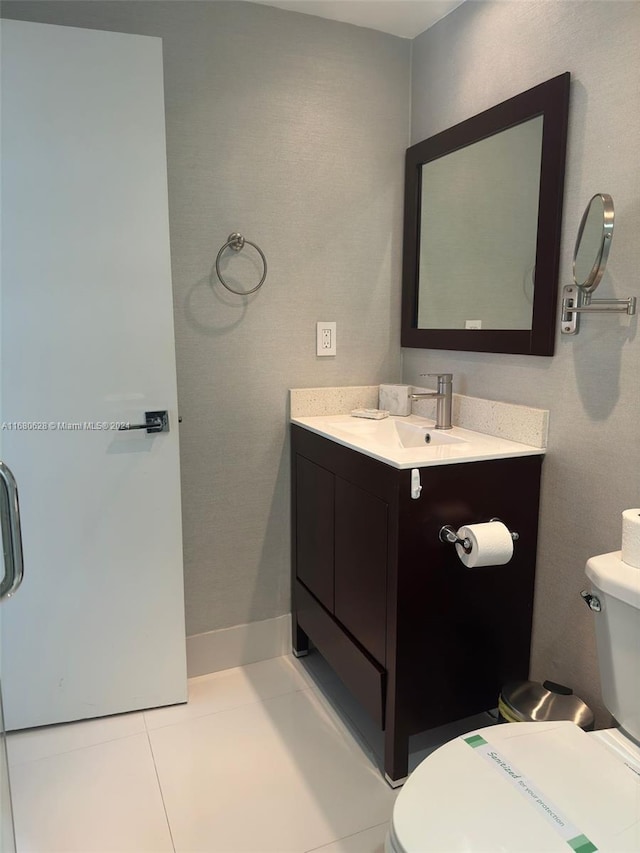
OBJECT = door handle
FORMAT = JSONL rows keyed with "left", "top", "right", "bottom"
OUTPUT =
{"left": 117, "top": 410, "right": 169, "bottom": 434}
{"left": 0, "top": 461, "right": 25, "bottom": 600}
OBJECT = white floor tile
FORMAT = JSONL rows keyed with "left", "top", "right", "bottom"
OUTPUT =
{"left": 144, "top": 654, "right": 313, "bottom": 731}
{"left": 10, "top": 732, "right": 173, "bottom": 853}
{"left": 306, "top": 822, "right": 389, "bottom": 853}
{"left": 6, "top": 710, "right": 146, "bottom": 766}
{"left": 149, "top": 686, "right": 397, "bottom": 852}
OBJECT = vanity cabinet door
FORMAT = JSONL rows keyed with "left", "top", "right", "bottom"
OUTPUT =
{"left": 295, "top": 455, "right": 334, "bottom": 612}
{"left": 334, "top": 478, "right": 388, "bottom": 666}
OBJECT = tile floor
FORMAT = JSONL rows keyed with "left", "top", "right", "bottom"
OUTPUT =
{"left": 7, "top": 650, "right": 492, "bottom": 853}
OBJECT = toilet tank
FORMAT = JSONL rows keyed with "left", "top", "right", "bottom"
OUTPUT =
{"left": 585, "top": 552, "right": 640, "bottom": 742}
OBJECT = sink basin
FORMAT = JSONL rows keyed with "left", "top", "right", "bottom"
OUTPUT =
{"left": 291, "top": 413, "right": 545, "bottom": 469}
{"left": 326, "top": 417, "right": 466, "bottom": 449}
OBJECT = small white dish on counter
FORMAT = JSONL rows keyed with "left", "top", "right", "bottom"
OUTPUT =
{"left": 291, "top": 414, "right": 544, "bottom": 469}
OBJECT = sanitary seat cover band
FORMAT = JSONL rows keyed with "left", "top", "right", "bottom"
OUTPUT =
{"left": 463, "top": 734, "right": 598, "bottom": 853}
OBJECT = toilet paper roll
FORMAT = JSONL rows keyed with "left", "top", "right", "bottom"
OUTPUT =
{"left": 455, "top": 521, "right": 514, "bottom": 568}
{"left": 621, "top": 508, "right": 640, "bottom": 568}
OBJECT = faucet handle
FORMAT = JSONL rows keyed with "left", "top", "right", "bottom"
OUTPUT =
{"left": 420, "top": 373, "right": 453, "bottom": 382}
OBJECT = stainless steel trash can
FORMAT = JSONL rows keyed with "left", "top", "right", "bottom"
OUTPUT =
{"left": 498, "top": 680, "right": 594, "bottom": 731}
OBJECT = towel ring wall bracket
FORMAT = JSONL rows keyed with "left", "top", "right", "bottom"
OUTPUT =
{"left": 215, "top": 232, "right": 267, "bottom": 296}
{"left": 227, "top": 232, "right": 245, "bottom": 252}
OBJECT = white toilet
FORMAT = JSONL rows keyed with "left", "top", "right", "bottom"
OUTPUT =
{"left": 386, "top": 552, "right": 640, "bottom": 852}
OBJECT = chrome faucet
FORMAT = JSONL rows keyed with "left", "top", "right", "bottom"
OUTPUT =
{"left": 410, "top": 373, "right": 453, "bottom": 430}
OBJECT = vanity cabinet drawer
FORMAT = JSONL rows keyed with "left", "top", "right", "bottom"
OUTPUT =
{"left": 295, "top": 579, "right": 386, "bottom": 728}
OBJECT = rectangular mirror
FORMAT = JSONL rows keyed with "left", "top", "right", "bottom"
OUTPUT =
{"left": 401, "top": 72, "right": 570, "bottom": 356}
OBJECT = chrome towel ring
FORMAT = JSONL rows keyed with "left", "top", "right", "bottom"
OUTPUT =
{"left": 215, "top": 232, "right": 267, "bottom": 295}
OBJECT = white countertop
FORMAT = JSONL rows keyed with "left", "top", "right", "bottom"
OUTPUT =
{"left": 291, "top": 413, "right": 545, "bottom": 469}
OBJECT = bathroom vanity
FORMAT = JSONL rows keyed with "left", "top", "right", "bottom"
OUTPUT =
{"left": 290, "top": 414, "right": 544, "bottom": 784}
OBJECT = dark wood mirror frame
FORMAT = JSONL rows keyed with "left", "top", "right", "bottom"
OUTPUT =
{"left": 401, "top": 72, "right": 570, "bottom": 356}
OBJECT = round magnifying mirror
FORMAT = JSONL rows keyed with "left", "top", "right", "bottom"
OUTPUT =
{"left": 572, "top": 193, "right": 614, "bottom": 294}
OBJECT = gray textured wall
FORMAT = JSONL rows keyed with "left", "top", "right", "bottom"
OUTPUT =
{"left": 406, "top": 0, "right": 640, "bottom": 720}
{"left": 1, "top": 2, "right": 409, "bottom": 634}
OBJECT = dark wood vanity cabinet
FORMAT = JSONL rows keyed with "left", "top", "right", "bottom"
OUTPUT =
{"left": 291, "top": 424, "right": 543, "bottom": 784}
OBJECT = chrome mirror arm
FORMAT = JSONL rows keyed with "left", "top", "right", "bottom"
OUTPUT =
{"left": 561, "top": 286, "right": 636, "bottom": 336}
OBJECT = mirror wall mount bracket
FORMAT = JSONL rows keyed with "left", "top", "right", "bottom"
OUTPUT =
{"left": 560, "top": 287, "right": 637, "bottom": 335}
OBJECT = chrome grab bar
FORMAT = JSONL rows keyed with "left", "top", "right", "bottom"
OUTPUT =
{"left": 0, "top": 461, "right": 25, "bottom": 600}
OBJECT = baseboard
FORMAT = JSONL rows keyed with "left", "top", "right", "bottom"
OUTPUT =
{"left": 186, "top": 614, "right": 292, "bottom": 678}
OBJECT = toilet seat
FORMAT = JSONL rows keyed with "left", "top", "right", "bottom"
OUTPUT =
{"left": 387, "top": 721, "right": 640, "bottom": 853}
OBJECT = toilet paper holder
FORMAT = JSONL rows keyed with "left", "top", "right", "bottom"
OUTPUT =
{"left": 439, "top": 519, "right": 519, "bottom": 554}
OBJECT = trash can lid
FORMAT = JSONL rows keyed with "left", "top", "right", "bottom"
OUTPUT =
{"left": 499, "top": 680, "right": 594, "bottom": 730}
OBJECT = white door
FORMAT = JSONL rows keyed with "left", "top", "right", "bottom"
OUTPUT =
{"left": 0, "top": 20, "right": 187, "bottom": 730}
